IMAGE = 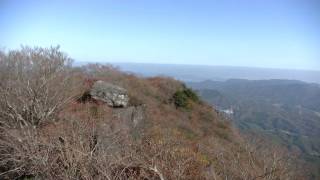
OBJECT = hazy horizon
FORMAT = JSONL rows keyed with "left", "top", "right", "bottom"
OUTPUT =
{"left": 76, "top": 60, "right": 320, "bottom": 72}
{"left": 74, "top": 61, "right": 320, "bottom": 84}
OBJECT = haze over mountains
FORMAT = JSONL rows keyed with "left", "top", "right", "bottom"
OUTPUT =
{"left": 187, "top": 79, "right": 320, "bottom": 178}
{"left": 188, "top": 79, "right": 320, "bottom": 152}
{"left": 2, "top": 0, "right": 320, "bottom": 178}
{"left": 86, "top": 62, "right": 320, "bottom": 178}
{"left": 3, "top": 47, "right": 308, "bottom": 179}
{"left": 98, "top": 63, "right": 320, "bottom": 84}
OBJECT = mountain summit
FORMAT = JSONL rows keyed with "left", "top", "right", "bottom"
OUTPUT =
{"left": 0, "top": 47, "right": 302, "bottom": 179}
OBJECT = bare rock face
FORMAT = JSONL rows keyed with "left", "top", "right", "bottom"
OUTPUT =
{"left": 113, "top": 105, "right": 145, "bottom": 128}
{"left": 96, "top": 105, "right": 146, "bottom": 150}
{"left": 90, "top": 80, "right": 129, "bottom": 107}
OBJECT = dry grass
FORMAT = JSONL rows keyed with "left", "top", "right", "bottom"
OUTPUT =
{"left": 0, "top": 47, "right": 304, "bottom": 179}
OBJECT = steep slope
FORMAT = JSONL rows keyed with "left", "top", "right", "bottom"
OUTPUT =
{"left": 0, "top": 47, "right": 300, "bottom": 179}
{"left": 188, "top": 79, "right": 320, "bottom": 179}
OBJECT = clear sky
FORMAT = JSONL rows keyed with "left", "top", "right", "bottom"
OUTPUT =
{"left": 1, "top": 0, "right": 319, "bottom": 70}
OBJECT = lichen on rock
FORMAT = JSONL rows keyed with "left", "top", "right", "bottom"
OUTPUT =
{"left": 90, "top": 80, "right": 129, "bottom": 107}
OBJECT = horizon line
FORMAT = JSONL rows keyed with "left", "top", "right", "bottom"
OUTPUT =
{"left": 74, "top": 60, "right": 320, "bottom": 72}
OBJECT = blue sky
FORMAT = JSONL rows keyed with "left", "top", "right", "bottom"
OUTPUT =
{"left": 1, "top": 0, "right": 319, "bottom": 70}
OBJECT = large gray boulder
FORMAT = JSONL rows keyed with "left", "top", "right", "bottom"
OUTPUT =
{"left": 90, "top": 80, "right": 129, "bottom": 107}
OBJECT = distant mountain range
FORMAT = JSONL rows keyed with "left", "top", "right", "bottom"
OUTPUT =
{"left": 75, "top": 63, "right": 320, "bottom": 154}
{"left": 187, "top": 79, "right": 320, "bottom": 178}
{"left": 74, "top": 62, "right": 320, "bottom": 178}
{"left": 92, "top": 62, "right": 320, "bottom": 84}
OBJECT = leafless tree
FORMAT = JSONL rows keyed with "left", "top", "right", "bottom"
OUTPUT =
{"left": 0, "top": 46, "right": 302, "bottom": 179}
{"left": 0, "top": 46, "right": 79, "bottom": 128}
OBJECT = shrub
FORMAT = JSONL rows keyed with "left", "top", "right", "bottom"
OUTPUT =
{"left": 172, "top": 87, "right": 199, "bottom": 109}
{"left": 183, "top": 88, "right": 199, "bottom": 103}
{"left": 128, "top": 93, "right": 144, "bottom": 106}
{"left": 0, "top": 46, "right": 300, "bottom": 180}
{"left": 178, "top": 126, "right": 198, "bottom": 140}
{"left": 173, "top": 90, "right": 189, "bottom": 108}
{"left": 0, "top": 46, "right": 80, "bottom": 127}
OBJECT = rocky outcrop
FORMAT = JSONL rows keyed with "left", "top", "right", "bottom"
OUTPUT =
{"left": 96, "top": 105, "right": 146, "bottom": 151}
{"left": 113, "top": 105, "right": 145, "bottom": 128}
{"left": 90, "top": 80, "right": 129, "bottom": 107}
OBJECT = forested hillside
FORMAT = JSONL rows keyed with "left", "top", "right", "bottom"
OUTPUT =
{"left": 188, "top": 79, "right": 320, "bottom": 179}
{"left": 0, "top": 47, "right": 302, "bottom": 179}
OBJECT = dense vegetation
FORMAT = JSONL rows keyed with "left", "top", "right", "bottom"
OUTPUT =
{"left": 188, "top": 79, "right": 320, "bottom": 179}
{"left": 0, "top": 47, "right": 302, "bottom": 179}
{"left": 172, "top": 87, "right": 199, "bottom": 109}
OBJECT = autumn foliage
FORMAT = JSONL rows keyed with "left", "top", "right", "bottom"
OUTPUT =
{"left": 0, "top": 47, "right": 303, "bottom": 179}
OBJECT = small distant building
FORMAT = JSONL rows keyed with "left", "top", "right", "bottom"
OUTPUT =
{"left": 213, "top": 105, "right": 234, "bottom": 118}
{"left": 222, "top": 108, "right": 234, "bottom": 115}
